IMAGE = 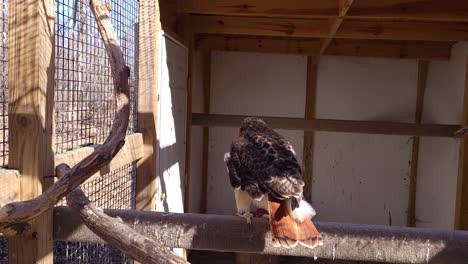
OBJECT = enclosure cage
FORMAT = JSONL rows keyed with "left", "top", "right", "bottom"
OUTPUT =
{"left": 1, "top": 1, "right": 468, "bottom": 264}
{"left": 1, "top": 0, "right": 139, "bottom": 263}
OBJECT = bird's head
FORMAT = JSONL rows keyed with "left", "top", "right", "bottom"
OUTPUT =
{"left": 239, "top": 117, "right": 269, "bottom": 135}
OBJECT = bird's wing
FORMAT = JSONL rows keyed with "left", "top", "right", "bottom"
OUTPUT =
{"left": 240, "top": 131, "right": 305, "bottom": 200}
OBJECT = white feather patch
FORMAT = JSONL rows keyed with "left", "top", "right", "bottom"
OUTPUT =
{"left": 287, "top": 199, "right": 316, "bottom": 223}
{"left": 224, "top": 152, "right": 231, "bottom": 163}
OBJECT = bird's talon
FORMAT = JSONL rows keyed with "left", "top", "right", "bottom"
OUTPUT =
{"left": 237, "top": 211, "right": 253, "bottom": 224}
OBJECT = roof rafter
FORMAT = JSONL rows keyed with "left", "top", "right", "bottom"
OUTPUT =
{"left": 162, "top": 0, "right": 468, "bottom": 22}
{"left": 196, "top": 35, "right": 453, "bottom": 60}
{"left": 191, "top": 15, "right": 468, "bottom": 42}
{"left": 319, "top": 0, "right": 354, "bottom": 57}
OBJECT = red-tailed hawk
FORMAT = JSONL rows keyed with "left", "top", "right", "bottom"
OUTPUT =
{"left": 224, "top": 117, "right": 322, "bottom": 249}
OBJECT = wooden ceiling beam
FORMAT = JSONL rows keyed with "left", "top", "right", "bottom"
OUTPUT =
{"left": 192, "top": 15, "right": 468, "bottom": 42}
{"left": 196, "top": 35, "right": 452, "bottom": 60}
{"left": 162, "top": 0, "right": 468, "bottom": 22}
{"left": 319, "top": 0, "right": 354, "bottom": 56}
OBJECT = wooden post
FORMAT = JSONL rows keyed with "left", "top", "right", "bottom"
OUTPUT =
{"left": 407, "top": 60, "right": 428, "bottom": 227}
{"left": 177, "top": 14, "right": 194, "bottom": 213}
{"left": 302, "top": 57, "right": 318, "bottom": 202}
{"left": 200, "top": 51, "right": 211, "bottom": 214}
{"left": 136, "top": 0, "right": 161, "bottom": 212}
{"left": 7, "top": 0, "right": 55, "bottom": 263}
{"left": 455, "top": 57, "right": 468, "bottom": 230}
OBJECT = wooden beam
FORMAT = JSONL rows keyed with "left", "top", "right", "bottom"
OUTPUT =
{"left": 0, "top": 169, "right": 20, "bottom": 207}
{"left": 325, "top": 39, "right": 452, "bottom": 60}
{"left": 407, "top": 60, "right": 429, "bottom": 227}
{"left": 348, "top": 0, "right": 468, "bottom": 22}
{"left": 55, "top": 133, "right": 144, "bottom": 184}
{"left": 455, "top": 57, "right": 468, "bottom": 230}
{"left": 197, "top": 35, "right": 453, "bottom": 60}
{"left": 7, "top": 0, "right": 55, "bottom": 262}
{"left": 54, "top": 207, "right": 468, "bottom": 264}
{"left": 163, "top": 0, "right": 468, "bottom": 22}
{"left": 177, "top": 14, "right": 194, "bottom": 213}
{"left": 200, "top": 51, "right": 211, "bottom": 214}
{"left": 318, "top": 0, "right": 354, "bottom": 56}
{"left": 192, "top": 113, "right": 460, "bottom": 137}
{"left": 136, "top": 0, "right": 160, "bottom": 212}
{"left": 192, "top": 15, "right": 468, "bottom": 42}
{"left": 302, "top": 57, "right": 317, "bottom": 202}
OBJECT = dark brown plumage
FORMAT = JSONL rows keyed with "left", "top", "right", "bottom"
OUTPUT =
{"left": 225, "top": 117, "right": 322, "bottom": 249}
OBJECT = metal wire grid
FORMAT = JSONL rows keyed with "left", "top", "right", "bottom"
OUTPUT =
{"left": 0, "top": 0, "right": 8, "bottom": 168}
{"left": 55, "top": 0, "right": 138, "bottom": 154}
{"left": 0, "top": 0, "right": 7, "bottom": 261}
{"left": 54, "top": 0, "right": 138, "bottom": 263}
{"left": 54, "top": 163, "right": 136, "bottom": 264}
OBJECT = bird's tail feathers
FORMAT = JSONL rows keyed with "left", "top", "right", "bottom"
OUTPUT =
{"left": 296, "top": 217, "right": 323, "bottom": 248}
{"left": 267, "top": 195, "right": 298, "bottom": 249}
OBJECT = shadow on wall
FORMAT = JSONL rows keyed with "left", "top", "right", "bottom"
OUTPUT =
{"left": 153, "top": 35, "right": 189, "bottom": 214}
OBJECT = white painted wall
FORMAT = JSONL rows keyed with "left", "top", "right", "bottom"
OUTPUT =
{"left": 207, "top": 51, "right": 307, "bottom": 215}
{"left": 187, "top": 43, "right": 468, "bottom": 230}
{"left": 156, "top": 33, "right": 188, "bottom": 215}
{"left": 415, "top": 42, "right": 468, "bottom": 229}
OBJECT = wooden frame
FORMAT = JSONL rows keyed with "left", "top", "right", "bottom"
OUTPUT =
{"left": 200, "top": 51, "right": 211, "bottom": 214}
{"left": 7, "top": 0, "right": 55, "bottom": 262}
{"left": 192, "top": 113, "right": 460, "bottom": 137}
{"left": 455, "top": 57, "right": 468, "bottom": 230}
{"left": 196, "top": 35, "right": 453, "bottom": 60}
{"left": 162, "top": 0, "right": 468, "bottom": 22}
{"left": 136, "top": 0, "right": 161, "bottom": 213}
{"left": 191, "top": 15, "right": 468, "bottom": 42}
{"left": 55, "top": 133, "right": 144, "bottom": 184}
{"left": 407, "top": 60, "right": 429, "bottom": 227}
{"left": 302, "top": 57, "right": 317, "bottom": 202}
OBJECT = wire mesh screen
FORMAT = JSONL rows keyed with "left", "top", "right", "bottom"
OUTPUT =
{"left": 55, "top": 0, "right": 138, "bottom": 154}
{"left": 0, "top": 0, "right": 8, "bottom": 168}
{"left": 54, "top": 163, "right": 137, "bottom": 263}
{"left": 0, "top": 0, "right": 7, "bottom": 261}
{"left": 54, "top": 0, "right": 139, "bottom": 263}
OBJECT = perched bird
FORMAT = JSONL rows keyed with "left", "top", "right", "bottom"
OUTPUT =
{"left": 224, "top": 117, "right": 322, "bottom": 249}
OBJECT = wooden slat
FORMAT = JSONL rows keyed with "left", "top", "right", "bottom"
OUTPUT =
{"left": 55, "top": 133, "right": 144, "bottom": 184}
{"left": 7, "top": 0, "right": 55, "bottom": 262}
{"left": 455, "top": 57, "right": 468, "bottom": 230}
{"left": 197, "top": 35, "right": 321, "bottom": 54}
{"left": 349, "top": 0, "right": 468, "bottom": 22}
{"left": 0, "top": 169, "right": 20, "bottom": 207}
{"left": 302, "top": 57, "right": 317, "bottom": 202}
{"left": 177, "top": 15, "right": 194, "bottom": 212}
{"left": 136, "top": 0, "right": 160, "bottom": 212}
{"left": 192, "top": 15, "right": 468, "bottom": 42}
{"left": 163, "top": 0, "right": 468, "bottom": 22}
{"left": 318, "top": 0, "right": 354, "bottom": 56}
{"left": 325, "top": 39, "right": 452, "bottom": 60}
{"left": 407, "top": 60, "right": 428, "bottom": 227}
{"left": 200, "top": 51, "right": 211, "bottom": 214}
{"left": 192, "top": 113, "right": 460, "bottom": 137}
{"left": 197, "top": 35, "right": 453, "bottom": 60}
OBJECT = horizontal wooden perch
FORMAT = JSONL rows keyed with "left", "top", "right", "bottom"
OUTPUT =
{"left": 192, "top": 113, "right": 461, "bottom": 137}
{"left": 53, "top": 207, "right": 468, "bottom": 264}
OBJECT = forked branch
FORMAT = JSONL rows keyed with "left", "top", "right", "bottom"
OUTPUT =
{"left": 60, "top": 167, "right": 187, "bottom": 263}
{"left": 0, "top": 0, "right": 129, "bottom": 232}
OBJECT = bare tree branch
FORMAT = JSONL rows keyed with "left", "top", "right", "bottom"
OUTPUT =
{"left": 58, "top": 163, "right": 187, "bottom": 264}
{"left": 0, "top": 0, "right": 130, "bottom": 232}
